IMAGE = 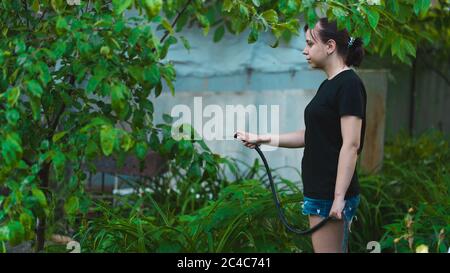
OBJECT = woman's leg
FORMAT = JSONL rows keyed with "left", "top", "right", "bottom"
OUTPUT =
{"left": 309, "top": 215, "right": 345, "bottom": 253}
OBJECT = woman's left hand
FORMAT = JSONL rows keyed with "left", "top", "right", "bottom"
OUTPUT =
{"left": 329, "top": 198, "right": 346, "bottom": 220}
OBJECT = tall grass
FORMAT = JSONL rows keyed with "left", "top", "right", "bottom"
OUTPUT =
{"left": 74, "top": 152, "right": 313, "bottom": 253}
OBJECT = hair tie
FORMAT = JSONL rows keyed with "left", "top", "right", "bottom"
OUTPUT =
{"left": 348, "top": 37, "right": 355, "bottom": 48}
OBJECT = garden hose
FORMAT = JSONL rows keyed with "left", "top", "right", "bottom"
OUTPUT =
{"left": 234, "top": 133, "right": 333, "bottom": 235}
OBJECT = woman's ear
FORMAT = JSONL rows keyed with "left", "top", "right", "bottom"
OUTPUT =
{"left": 326, "top": 39, "right": 336, "bottom": 55}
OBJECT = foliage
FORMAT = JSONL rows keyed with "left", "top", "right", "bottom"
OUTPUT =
{"left": 351, "top": 130, "right": 449, "bottom": 253}
{"left": 75, "top": 162, "right": 310, "bottom": 253}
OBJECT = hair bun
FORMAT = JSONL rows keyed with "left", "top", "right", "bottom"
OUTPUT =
{"left": 346, "top": 37, "right": 364, "bottom": 67}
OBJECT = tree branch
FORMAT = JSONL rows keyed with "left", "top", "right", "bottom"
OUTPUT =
{"left": 47, "top": 76, "right": 76, "bottom": 140}
{"left": 159, "top": 0, "right": 194, "bottom": 44}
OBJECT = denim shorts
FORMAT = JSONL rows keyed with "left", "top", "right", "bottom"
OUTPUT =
{"left": 300, "top": 195, "right": 360, "bottom": 252}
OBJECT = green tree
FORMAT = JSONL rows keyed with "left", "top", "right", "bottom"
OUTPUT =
{"left": 0, "top": 0, "right": 443, "bottom": 252}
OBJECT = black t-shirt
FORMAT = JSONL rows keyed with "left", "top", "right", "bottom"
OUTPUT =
{"left": 301, "top": 69, "right": 366, "bottom": 200}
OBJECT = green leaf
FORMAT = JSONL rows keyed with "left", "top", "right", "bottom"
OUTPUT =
{"left": 161, "top": 18, "right": 174, "bottom": 35}
{"left": 160, "top": 64, "right": 176, "bottom": 81}
{"left": 52, "top": 131, "right": 68, "bottom": 143}
{"left": 414, "top": 0, "right": 431, "bottom": 16}
{"left": 50, "top": 0, "right": 64, "bottom": 13}
{"left": 391, "top": 38, "right": 406, "bottom": 62}
{"left": 78, "top": 195, "right": 92, "bottom": 215}
{"left": 306, "top": 7, "right": 318, "bottom": 28}
{"left": 402, "top": 39, "right": 416, "bottom": 58}
{"left": 151, "top": 30, "right": 162, "bottom": 56}
{"left": 100, "top": 125, "right": 116, "bottom": 156}
{"left": 365, "top": 6, "right": 380, "bottom": 30}
{"left": 128, "top": 28, "right": 141, "bottom": 46}
{"left": 154, "top": 82, "right": 162, "bottom": 97}
{"left": 78, "top": 41, "right": 93, "bottom": 56}
{"left": 149, "top": 132, "right": 160, "bottom": 149}
{"left": 214, "top": 25, "right": 225, "bottom": 43}
{"left": 160, "top": 36, "right": 178, "bottom": 59}
{"left": 30, "top": 97, "right": 41, "bottom": 121}
{"left": 0, "top": 226, "right": 9, "bottom": 241}
{"left": 163, "top": 113, "right": 173, "bottom": 123}
{"left": 86, "top": 67, "right": 108, "bottom": 94}
{"left": 64, "top": 196, "right": 79, "bottom": 216}
{"left": 31, "top": 188, "right": 47, "bottom": 207}
{"left": 81, "top": 117, "right": 111, "bottom": 133}
{"left": 113, "top": 0, "right": 133, "bottom": 15}
{"left": 37, "top": 62, "right": 51, "bottom": 86}
{"left": 2, "top": 133, "right": 23, "bottom": 166}
{"left": 6, "top": 109, "right": 20, "bottom": 126}
{"left": 0, "top": 50, "right": 5, "bottom": 65}
{"left": 86, "top": 140, "right": 100, "bottom": 159}
{"left": 144, "top": 64, "right": 161, "bottom": 85}
{"left": 176, "top": 13, "right": 189, "bottom": 32}
{"left": 188, "top": 162, "right": 201, "bottom": 179}
{"left": 252, "top": 0, "right": 261, "bottom": 7}
{"left": 163, "top": 75, "right": 175, "bottom": 96}
{"left": 31, "top": 0, "right": 40, "bottom": 12}
{"left": 180, "top": 36, "right": 191, "bottom": 52}
{"left": 52, "top": 150, "right": 66, "bottom": 176}
{"left": 222, "top": 0, "right": 234, "bottom": 12}
{"left": 161, "top": 138, "right": 175, "bottom": 155}
{"left": 141, "top": 99, "right": 154, "bottom": 113}
{"left": 135, "top": 142, "right": 148, "bottom": 160}
{"left": 261, "top": 10, "right": 278, "bottom": 24}
{"left": 52, "top": 40, "right": 67, "bottom": 59}
{"left": 100, "top": 46, "right": 110, "bottom": 56}
{"left": 7, "top": 221, "right": 25, "bottom": 246}
{"left": 248, "top": 23, "right": 259, "bottom": 44}
{"left": 19, "top": 213, "right": 33, "bottom": 231}
{"left": 388, "top": 0, "right": 400, "bottom": 15}
{"left": 111, "top": 83, "right": 130, "bottom": 120}
{"left": 26, "top": 80, "right": 43, "bottom": 98}
{"left": 56, "top": 16, "right": 69, "bottom": 35}
{"left": 332, "top": 7, "right": 347, "bottom": 18}
{"left": 272, "top": 25, "right": 282, "bottom": 39}
{"left": 362, "top": 31, "right": 371, "bottom": 47}
{"left": 120, "top": 133, "right": 134, "bottom": 151}
{"left": 143, "top": 0, "right": 163, "bottom": 19}
{"left": 239, "top": 4, "right": 249, "bottom": 20}
{"left": 14, "top": 38, "right": 26, "bottom": 54}
{"left": 196, "top": 13, "right": 210, "bottom": 36}
{"left": 128, "top": 65, "right": 144, "bottom": 82}
{"left": 113, "top": 20, "right": 125, "bottom": 34}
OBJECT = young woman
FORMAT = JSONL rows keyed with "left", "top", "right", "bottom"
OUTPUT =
{"left": 235, "top": 17, "right": 367, "bottom": 253}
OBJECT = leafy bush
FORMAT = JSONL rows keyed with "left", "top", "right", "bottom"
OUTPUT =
{"left": 75, "top": 161, "right": 311, "bottom": 253}
{"left": 351, "top": 130, "right": 449, "bottom": 253}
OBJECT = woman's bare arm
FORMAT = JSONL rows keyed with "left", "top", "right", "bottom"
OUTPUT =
{"left": 235, "top": 130, "right": 306, "bottom": 149}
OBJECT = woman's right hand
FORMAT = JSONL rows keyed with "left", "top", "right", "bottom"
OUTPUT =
{"left": 234, "top": 131, "right": 271, "bottom": 149}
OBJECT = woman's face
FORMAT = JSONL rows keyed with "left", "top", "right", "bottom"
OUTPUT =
{"left": 302, "top": 26, "right": 328, "bottom": 69}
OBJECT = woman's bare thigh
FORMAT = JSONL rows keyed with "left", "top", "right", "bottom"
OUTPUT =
{"left": 309, "top": 215, "right": 345, "bottom": 253}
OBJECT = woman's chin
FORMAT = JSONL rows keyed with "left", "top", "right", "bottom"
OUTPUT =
{"left": 308, "top": 61, "right": 320, "bottom": 69}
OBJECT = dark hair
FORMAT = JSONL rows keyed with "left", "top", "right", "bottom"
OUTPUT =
{"left": 303, "top": 17, "right": 364, "bottom": 67}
